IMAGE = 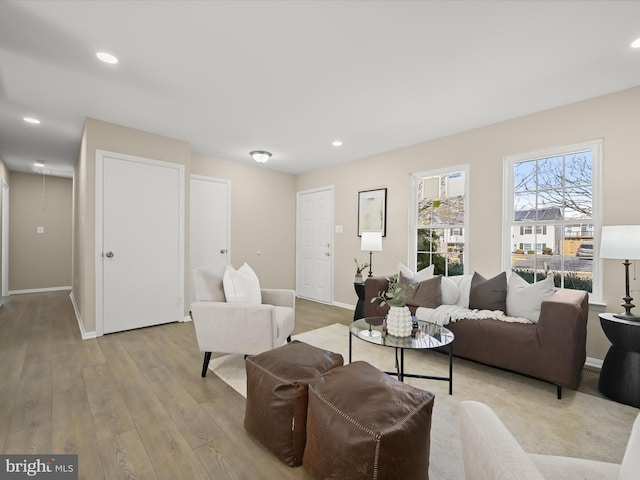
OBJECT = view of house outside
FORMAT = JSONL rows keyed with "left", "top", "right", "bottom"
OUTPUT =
{"left": 416, "top": 170, "right": 466, "bottom": 275}
{"left": 509, "top": 150, "right": 594, "bottom": 292}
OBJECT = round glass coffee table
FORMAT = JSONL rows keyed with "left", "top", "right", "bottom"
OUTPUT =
{"left": 349, "top": 316, "right": 455, "bottom": 394}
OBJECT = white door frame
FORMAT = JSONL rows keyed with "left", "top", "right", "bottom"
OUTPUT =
{"left": 1, "top": 182, "right": 8, "bottom": 298}
{"left": 296, "top": 185, "right": 334, "bottom": 303}
{"left": 95, "top": 149, "right": 185, "bottom": 337}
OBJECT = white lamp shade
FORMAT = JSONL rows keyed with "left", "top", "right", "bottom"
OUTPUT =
{"left": 361, "top": 231, "right": 383, "bottom": 251}
{"left": 600, "top": 225, "right": 640, "bottom": 260}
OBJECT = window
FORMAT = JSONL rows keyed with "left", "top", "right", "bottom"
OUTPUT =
{"left": 411, "top": 166, "right": 468, "bottom": 276}
{"left": 503, "top": 140, "right": 602, "bottom": 300}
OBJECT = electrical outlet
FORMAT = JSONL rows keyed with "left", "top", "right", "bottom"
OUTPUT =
{"left": 36, "top": 226, "right": 44, "bottom": 234}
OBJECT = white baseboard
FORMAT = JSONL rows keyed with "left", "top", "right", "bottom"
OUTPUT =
{"left": 585, "top": 356, "right": 603, "bottom": 370}
{"left": 10, "top": 286, "right": 72, "bottom": 295}
{"left": 69, "top": 292, "right": 97, "bottom": 340}
{"left": 332, "top": 301, "right": 355, "bottom": 311}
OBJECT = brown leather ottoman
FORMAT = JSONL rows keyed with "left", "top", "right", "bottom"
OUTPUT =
{"left": 303, "top": 361, "right": 435, "bottom": 480}
{"left": 244, "top": 340, "right": 344, "bottom": 466}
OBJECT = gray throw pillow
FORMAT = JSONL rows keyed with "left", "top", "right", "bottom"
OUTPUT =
{"left": 469, "top": 272, "right": 507, "bottom": 312}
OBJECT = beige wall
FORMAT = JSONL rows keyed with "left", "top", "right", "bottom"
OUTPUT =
{"left": 191, "top": 155, "right": 296, "bottom": 289}
{"left": 297, "top": 85, "right": 640, "bottom": 362}
{"left": 9, "top": 172, "right": 72, "bottom": 291}
{"left": 73, "top": 118, "right": 191, "bottom": 334}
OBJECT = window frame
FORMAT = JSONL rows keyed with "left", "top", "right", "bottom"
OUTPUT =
{"left": 410, "top": 164, "right": 470, "bottom": 275}
{"left": 502, "top": 139, "right": 603, "bottom": 303}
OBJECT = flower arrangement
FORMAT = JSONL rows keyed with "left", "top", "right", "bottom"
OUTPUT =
{"left": 354, "top": 258, "right": 369, "bottom": 274}
{"left": 371, "top": 275, "right": 415, "bottom": 308}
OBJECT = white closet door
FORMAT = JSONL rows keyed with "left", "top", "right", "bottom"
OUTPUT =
{"left": 100, "top": 153, "right": 184, "bottom": 334}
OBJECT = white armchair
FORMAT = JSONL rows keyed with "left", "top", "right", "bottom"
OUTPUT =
{"left": 458, "top": 400, "right": 640, "bottom": 480}
{"left": 190, "top": 264, "right": 295, "bottom": 377}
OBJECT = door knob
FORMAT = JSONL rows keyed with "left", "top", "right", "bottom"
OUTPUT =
{"left": 105, "top": 251, "right": 114, "bottom": 258}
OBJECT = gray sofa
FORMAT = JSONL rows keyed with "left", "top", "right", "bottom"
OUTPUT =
{"left": 364, "top": 274, "right": 589, "bottom": 398}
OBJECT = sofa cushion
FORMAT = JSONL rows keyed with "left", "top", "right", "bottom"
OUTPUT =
{"left": 398, "top": 263, "right": 434, "bottom": 282}
{"left": 469, "top": 272, "right": 507, "bottom": 312}
{"left": 401, "top": 274, "right": 442, "bottom": 308}
{"left": 223, "top": 263, "right": 262, "bottom": 304}
{"left": 441, "top": 276, "right": 460, "bottom": 305}
{"left": 451, "top": 274, "right": 473, "bottom": 308}
{"left": 506, "top": 274, "right": 555, "bottom": 323}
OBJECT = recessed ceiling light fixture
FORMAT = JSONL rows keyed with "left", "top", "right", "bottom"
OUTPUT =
{"left": 631, "top": 38, "right": 640, "bottom": 49}
{"left": 250, "top": 150, "right": 272, "bottom": 163}
{"left": 23, "top": 117, "right": 41, "bottom": 124}
{"left": 96, "top": 52, "right": 119, "bottom": 64}
{"left": 332, "top": 140, "right": 343, "bottom": 146}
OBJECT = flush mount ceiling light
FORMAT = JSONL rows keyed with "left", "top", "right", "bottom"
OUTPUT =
{"left": 632, "top": 38, "right": 640, "bottom": 49}
{"left": 23, "top": 117, "right": 41, "bottom": 124}
{"left": 250, "top": 150, "right": 272, "bottom": 163}
{"left": 332, "top": 140, "right": 343, "bottom": 146}
{"left": 96, "top": 52, "right": 119, "bottom": 64}
{"left": 34, "top": 161, "right": 45, "bottom": 168}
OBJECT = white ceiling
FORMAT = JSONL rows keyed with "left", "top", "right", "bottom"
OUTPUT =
{"left": 1, "top": 1, "right": 639, "bottom": 177}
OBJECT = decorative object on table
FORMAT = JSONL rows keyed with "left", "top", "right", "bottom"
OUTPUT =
{"left": 360, "top": 231, "right": 382, "bottom": 278}
{"left": 357, "top": 188, "right": 387, "bottom": 236}
{"left": 372, "top": 275, "right": 415, "bottom": 337}
{"left": 600, "top": 225, "right": 640, "bottom": 320}
{"left": 353, "top": 258, "right": 369, "bottom": 284}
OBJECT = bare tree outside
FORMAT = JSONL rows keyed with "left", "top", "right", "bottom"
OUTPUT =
{"left": 510, "top": 150, "right": 594, "bottom": 292}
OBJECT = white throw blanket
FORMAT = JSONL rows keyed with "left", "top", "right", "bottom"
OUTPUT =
{"left": 415, "top": 304, "right": 532, "bottom": 326}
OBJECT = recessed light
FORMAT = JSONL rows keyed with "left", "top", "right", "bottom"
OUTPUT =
{"left": 332, "top": 140, "right": 343, "bottom": 146}
{"left": 23, "top": 117, "right": 41, "bottom": 124}
{"left": 632, "top": 38, "right": 640, "bottom": 49}
{"left": 96, "top": 52, "right": 118, "bottom": 64}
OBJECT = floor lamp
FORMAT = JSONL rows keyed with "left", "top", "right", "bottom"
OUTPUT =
{"left": 600, "top": 225, "right": 640, "bottom": 321}
{"left": 361, "top": 231, "right": 383, "bottom": 278}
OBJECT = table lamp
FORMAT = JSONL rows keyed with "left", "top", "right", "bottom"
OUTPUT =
{"left": 600, "top": 225, "right": 640, "bottom": 320}
{"left": 360, "top": 231, "right": 383, "bottom": 278}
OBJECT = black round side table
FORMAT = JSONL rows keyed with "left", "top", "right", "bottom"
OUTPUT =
{"left": 598, "top": 313, "right": 640, "bottom": 408}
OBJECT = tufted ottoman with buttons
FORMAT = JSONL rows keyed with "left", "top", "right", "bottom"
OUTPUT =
{"left": 303, "top": 360, "right": 435, "bottom": 480}
{"left": 244, "top": 340, "right": 344, "bottom": 466}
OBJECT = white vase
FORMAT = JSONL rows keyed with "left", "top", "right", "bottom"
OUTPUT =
{"left": 386, "top": 306, "right": 413, "bottom": 337}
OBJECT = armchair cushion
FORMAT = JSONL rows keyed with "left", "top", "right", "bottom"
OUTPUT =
{"left": 223, "top": 263, "right": 262, "bottom": 304}
{"left": 192, "top": 263, "right": 226, "bottom": 302}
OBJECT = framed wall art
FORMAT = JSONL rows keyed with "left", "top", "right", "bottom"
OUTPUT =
{"left": 358, "top": 188, "right": 387, "bottom": 237}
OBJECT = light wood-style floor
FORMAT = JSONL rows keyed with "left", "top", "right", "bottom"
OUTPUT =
{"left": 0, "top": 291, "right": 353, "bottom": 479}
{"left": 0, "top": 291, "right": 603, "bottom": 479}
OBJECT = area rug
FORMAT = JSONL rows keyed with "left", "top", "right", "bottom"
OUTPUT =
{"left": 209, "top": 323, "right": 637, "bottom": 479}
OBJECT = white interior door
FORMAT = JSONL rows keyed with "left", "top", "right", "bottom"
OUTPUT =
{"left": 98, "top": 152, "right": 184, "bottom": 334}
{"left": 296, "top": 187, "right": 333, "bottom": 303}
{"left": 189, "top": 175, "right": 230, "bottom": 303}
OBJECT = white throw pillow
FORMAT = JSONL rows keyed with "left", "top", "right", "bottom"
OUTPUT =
{"left": 397, "top": 263, "right": 434, "bottom": 282}
{"left": 440, "top": 276, "right": 460, "bottom": 305}
{"left": 506, "top": 274, "right": 555, "bottom": 323}
{"left": 451, "top": 274, "right": 473, "bottom": 308}
{"left": 223, "top": 263, "right": 262, "bottom": 305}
